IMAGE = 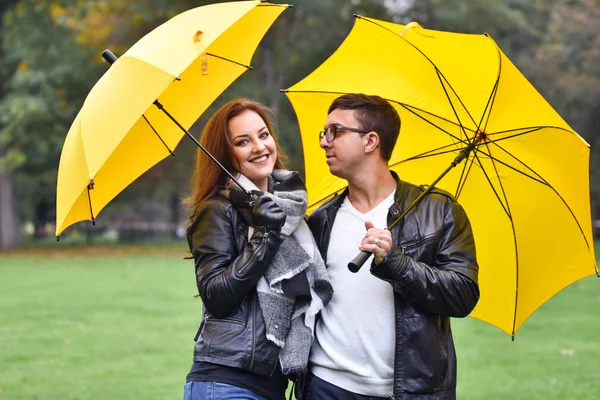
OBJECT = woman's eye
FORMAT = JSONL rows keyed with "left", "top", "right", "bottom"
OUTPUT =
{"left": 260, "top": 132, "right": 270, "bottom": 139}
{"left": 235, "top": 139, "right": 248, "bottom": 146}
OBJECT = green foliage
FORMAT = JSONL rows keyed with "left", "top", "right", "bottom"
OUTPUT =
{"left": 0, "top": 0, "right": 104, "bottom": 222}
{"left": 2, "top": 0, "right": 600, "bottom": 234}
{"left": 400, "top": 0, "right": 546, "bottom": 53}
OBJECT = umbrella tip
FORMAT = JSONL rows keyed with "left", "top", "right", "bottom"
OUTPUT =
{"left": 279, "top": 89, "right": 287, "bottom": 93}
{"left": 102, "top": 49, "right": 118, "bottom": 65}
{"left": 353, "top": 13, "right": 361, "bottom": 19}
{"left": 56, "top": 235, "right": 60, "bottom": 242}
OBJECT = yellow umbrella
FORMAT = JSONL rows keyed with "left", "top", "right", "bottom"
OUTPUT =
{"left": 56, "top": 0, "right": 289, "bottom": 236}
{"left": 284, "top": 16, "right": 598, "bottom": 337}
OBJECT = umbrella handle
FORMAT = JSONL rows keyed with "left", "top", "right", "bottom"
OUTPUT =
{"left": 348, "top": 251, "right": 372, "bottom": 272}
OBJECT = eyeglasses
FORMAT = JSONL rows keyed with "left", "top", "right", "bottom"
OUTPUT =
{"left": 319, "top": 124, "right": 370, "bottom": 142}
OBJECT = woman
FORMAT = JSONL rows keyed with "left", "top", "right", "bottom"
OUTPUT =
{"left": 183, "top": 99, "right": 332, "bottom": 400}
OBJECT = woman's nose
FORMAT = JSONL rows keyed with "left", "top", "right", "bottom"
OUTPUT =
{"left": 252, "top": 139, "right": 266, "bottom": 152}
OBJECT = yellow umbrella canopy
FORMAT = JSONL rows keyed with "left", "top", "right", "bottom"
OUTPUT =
{"left": 284, "top": 16, "right": 598, "bottom": 336}
{"left": 56, "top": 0, "right": 289, "bottom": 236}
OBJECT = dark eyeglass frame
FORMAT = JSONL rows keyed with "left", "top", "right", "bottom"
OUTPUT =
{"left": 319, "top": 124, "right": 370, "bottom": 142}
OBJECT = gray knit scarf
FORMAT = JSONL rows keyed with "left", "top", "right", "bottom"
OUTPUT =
{"left": 219, "top": 170, "right": 333, "bottom": 376}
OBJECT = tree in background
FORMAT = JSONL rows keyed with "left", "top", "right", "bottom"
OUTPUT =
{"left": 0, "top": 0, "right": 105, "bottom": 240}
{"left": 1, "top": 0, "right": 599, "bottom": 246}
{"left": 0, "top": 0, "right": 19, "bottom": 249}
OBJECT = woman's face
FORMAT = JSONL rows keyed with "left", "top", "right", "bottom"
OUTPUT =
{"left": 228, "top": 110, "right": 277, "bottom": 192}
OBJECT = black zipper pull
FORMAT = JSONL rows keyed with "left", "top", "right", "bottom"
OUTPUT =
{"left": 258, "top": 233, "right": 268, "bottom": 261}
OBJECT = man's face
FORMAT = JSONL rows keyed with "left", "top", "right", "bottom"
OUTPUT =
{"left": 320, "top": 108, "right": 367, "bottom": 179}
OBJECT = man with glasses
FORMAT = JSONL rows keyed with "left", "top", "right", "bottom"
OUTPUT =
{"left": 299, "top": 93, "right": 479, "bottom": 400}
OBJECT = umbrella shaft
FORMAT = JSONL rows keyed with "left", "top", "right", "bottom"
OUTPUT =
{"left": 152, "top": 100, "right": 250, "bottom": 195}
{"left": 389, "top": 135, "right": 482, "bottom": 230}
{"left": 100, "top": 48, "right": 249, "bottom": 195}
{"left": 349, "top": 135, "right": 483, "bottom": 272}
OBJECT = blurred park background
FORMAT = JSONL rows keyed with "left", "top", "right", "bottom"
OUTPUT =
{"left": 0, "top": 0, "right": 599, "bottom": 399}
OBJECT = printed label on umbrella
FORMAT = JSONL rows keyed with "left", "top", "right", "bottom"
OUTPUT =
{"left": 193, "top": 30, "right": 208, "bottom": 75}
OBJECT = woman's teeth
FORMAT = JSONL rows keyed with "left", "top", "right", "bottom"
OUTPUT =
{"left": 251, "top": 155, "right": 268, "bottom": 163}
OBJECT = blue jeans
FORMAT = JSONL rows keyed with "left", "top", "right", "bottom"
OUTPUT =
{"left": 183, "top": 381, "right": 269, "bottom": 400}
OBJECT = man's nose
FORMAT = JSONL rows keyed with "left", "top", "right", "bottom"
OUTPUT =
{"left": 320, "top": 135, "right": 330, "bottom": 149}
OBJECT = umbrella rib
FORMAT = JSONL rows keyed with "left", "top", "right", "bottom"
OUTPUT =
{"left": 435, "top": 69, "right": 477, "bottom": 137}
{"left": 485, "top": 139, "right": 594, "bottom": 253}
{"left": 207, "top": 53, "right": 253, "bottom": 70}
{"left": 281, "top": 89, "right": 475, "bottom": 144}
{"left": 401, "top": 103, "right": 477, "bottom": 135}
{"left": 472, "top": 149, "right": 511, "bottom": 218}
{"left": 142, "top": 115, "right": 175, "bottom": 156}
{"left": 358, "top": 16, "right": 479, "bottom": 133}
{"left": 395, "top": 101, "right": 467, "bottom": 144}
{"left": 487, "top": 125, "right": 581, "bottom": 141}
{"left": 473, "top": 148, "right": 520, "bottom": 338}
{"left": 474, "top": 145, "right": 546, "bottom": 185}
{"left": 393, "top": 146, "right": 468, "bottom": 165}
{"left": 479, "top": 45, "right": 502, "bottom": 133}
{"left": 486, "top": 127, "right": 544, "bottom": 143}
{"left": 455, "top": 151, "right": 478, "bottom": 199}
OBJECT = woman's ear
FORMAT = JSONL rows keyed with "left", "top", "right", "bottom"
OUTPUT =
{"left": 364, "top": 131, "right": 380, "bottom": 155}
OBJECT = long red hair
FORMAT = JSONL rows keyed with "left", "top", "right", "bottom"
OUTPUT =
{"left": 184, "top": 99, "right": 287, "bottom": 221}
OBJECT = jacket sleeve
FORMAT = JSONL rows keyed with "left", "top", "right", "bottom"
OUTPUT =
{"left": 187, "top": 199, "right": 283, "bottom": 318}
{"left": 372, "top": 199, "right": 480, "bottom": 318}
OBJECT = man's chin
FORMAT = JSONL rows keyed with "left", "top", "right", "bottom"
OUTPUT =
{"left": 327, "top": 165, "right": 346, "bottom": 179}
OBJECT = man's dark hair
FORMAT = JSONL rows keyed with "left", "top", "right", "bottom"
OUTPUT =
{"left": 328, "top": 93, "right": 401, "bottom": 161}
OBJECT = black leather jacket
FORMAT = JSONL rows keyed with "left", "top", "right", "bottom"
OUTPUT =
{"left": 305, "top": 174, "right": 479, "bottom": 400}
{"left": 186, "top": 194, "right": 284, "bottom": 376}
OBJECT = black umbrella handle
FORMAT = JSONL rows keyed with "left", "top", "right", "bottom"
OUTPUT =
{"left": 348, "top": 251, "right": 371, "bottom": 272}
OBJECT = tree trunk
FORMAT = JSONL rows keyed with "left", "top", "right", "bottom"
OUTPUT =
{"left": 0, "top": 150, "right": 19, "bottom": 250}
{"left": 0, "top": 0, "right": 21, "bottom": 249}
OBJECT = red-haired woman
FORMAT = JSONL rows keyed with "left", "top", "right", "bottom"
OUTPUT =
{"left": 183, "top": 99, "right": 332, "bottom": 400}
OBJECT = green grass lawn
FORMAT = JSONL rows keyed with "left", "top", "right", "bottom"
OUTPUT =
{"left": 1, "top": 245, "right": 598, "bottom": 400}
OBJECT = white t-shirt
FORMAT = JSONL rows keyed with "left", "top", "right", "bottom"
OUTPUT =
{"left": 310, "top": 190, "right": 396, "bottom": 397}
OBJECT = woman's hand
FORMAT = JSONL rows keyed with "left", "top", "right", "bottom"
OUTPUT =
{"left": 250, "top": 194, "right": 286, "bottom": 234}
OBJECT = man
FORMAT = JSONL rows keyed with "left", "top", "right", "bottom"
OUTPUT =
{"left": 302, "top": 93, "right": 479, "bottom": 400}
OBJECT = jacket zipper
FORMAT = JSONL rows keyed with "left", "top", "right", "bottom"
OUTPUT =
{"left": 249, "top": 294, "right": 256, "bottom": 369}
{"left": 257, "top": 234, "right": 268, "bottom": 261}
{"left": 205, "top": 316, "right": 244, "bottom": 325}
{"left": 399, "top": 234, "right": 438, "bottom": 254}
{"left": 237, "top": 234, "right": 268, "bottom": 275}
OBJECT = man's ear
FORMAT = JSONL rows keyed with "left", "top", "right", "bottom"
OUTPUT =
{"left": 364, "top": 131, "right": 380, "bottom": 155}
